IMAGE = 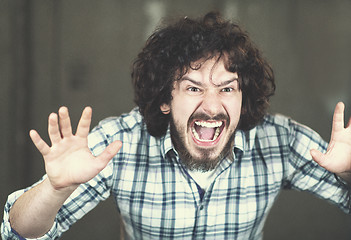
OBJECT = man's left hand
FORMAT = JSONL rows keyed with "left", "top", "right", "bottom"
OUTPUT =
{"left": 311, "top": 102, "right": 351, "bottom": 184}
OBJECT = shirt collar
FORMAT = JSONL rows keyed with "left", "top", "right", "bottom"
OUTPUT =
{"left": 233, "top": 130, "right": 245, "bottom": 152}
{"left": 234, "top": 126, "right": 257, "bottom": 153}
{"left": 160, "top": 127, "right": 175, "bottom": 159}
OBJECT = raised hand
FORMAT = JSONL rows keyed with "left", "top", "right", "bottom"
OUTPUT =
{"left": 30, "top": 106, "right": 122, "bottom": 191}
{"left": 311, "top": 102, "right": 351, "bottom": 178}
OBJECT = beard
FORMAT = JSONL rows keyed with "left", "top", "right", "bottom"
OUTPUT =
{"left": 169, "top": 112, "right": 236, "bottom": 172}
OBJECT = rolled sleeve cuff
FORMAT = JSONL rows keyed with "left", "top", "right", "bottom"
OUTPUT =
{"left": 7, "top": 223, "right": 58, "bottom": 240}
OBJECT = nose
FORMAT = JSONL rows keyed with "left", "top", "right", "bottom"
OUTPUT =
{"left": 200, "top": 90, "right": 223, "bottom": 117}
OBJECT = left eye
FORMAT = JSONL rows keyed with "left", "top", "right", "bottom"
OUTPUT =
{"left": 221, "top": 87, "right": 233, "bottom": 92}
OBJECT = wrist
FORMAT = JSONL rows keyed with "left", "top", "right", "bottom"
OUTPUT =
{"left": 42, "top": 178, "right": 78, "bottom": 201}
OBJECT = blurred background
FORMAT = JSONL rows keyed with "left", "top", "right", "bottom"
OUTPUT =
{"left": 1, "top": 0, "right": 351, "bottom": 239}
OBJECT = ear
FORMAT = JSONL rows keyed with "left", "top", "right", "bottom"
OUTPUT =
{"left": 160, "top": 104, "right": 170, "bottom": 114}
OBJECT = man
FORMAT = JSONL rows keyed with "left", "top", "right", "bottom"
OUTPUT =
{"left": 2, "top": 12, "right": 351, "bottom": 240}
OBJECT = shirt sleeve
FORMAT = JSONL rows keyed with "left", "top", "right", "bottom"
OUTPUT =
{"left": 284, "top": 118, "right": 351, "bottom": 214}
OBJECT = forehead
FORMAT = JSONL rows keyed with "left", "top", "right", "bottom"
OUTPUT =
{"left": 179, "top": 58, "right": 238, "bottom": 84}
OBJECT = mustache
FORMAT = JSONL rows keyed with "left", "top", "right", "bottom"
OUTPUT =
{"left": 188, "top": 112, "right": 229, "bottom": 126}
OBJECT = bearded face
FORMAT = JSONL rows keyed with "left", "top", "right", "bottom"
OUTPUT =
{"left": 160, "top": 58, "right": 242, "bottom": 172}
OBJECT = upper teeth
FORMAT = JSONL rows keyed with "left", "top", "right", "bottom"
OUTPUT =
{"left": 192, "top": 120, "right": 223, "bottom": 142}
{"left": 195, "top": 121, "right": 223, "bottom": 128}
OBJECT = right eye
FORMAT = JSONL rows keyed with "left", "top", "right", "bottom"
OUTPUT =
{"left": 187, "top": 87, "right": 200, "bottom": 92}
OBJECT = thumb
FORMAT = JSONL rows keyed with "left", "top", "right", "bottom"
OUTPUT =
{"left": 310, "top": 149, "right": 326, "bottom": 167}
{"left": 95, "top": 140, "right": 122, "bottom": 168}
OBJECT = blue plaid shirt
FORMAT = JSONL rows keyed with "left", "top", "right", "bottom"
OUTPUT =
{"left": 2, "top": 108, "right": 350, "bottom": 239}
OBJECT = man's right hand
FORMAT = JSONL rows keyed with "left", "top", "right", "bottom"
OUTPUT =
{"left": 30, "top": 106, "right": 122, "bottom": 192}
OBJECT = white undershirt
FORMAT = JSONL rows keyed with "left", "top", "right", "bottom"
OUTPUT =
{"left": 187, "top": 168, "right": 217, "bottom": 190}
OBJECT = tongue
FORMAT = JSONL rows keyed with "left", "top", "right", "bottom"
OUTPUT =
{"left": 196, "top": 126, "right": 215, "bottom": 140}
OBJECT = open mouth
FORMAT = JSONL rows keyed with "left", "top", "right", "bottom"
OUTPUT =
{"left": 191, "top": 120, "right": 225, "bottom": 143}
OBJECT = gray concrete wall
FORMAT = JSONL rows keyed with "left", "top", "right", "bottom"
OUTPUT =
{"left": 1, "top": 0, "right": 350, "bottom": 239}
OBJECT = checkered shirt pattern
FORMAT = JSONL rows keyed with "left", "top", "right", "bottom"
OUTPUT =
{"left": 2, "top": 108, "right": 350, "bottom": 239}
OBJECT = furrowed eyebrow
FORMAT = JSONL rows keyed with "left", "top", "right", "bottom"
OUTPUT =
{"left": 180, "top": 76, "right": 238, "bottom": 87}
{"left": 215, "top": 78, "right": 238, "bottom": 87}
{"left": 180, "top": 77, "right": 203, "bottom": 87}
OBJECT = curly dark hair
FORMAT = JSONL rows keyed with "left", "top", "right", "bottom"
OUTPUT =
{"left": 132, "top": 11, "right": 275, "bottom": 137}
